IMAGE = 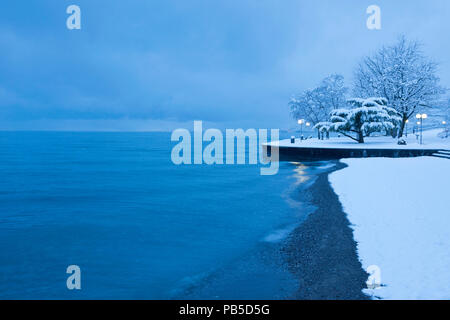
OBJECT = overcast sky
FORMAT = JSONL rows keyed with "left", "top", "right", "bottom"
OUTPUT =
{"left": 1, "top": 0, "right": 450, "bottom": 131}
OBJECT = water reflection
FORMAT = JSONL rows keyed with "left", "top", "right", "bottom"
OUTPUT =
{"left": 290, "top": 162, "right": 310, "bottom": 186}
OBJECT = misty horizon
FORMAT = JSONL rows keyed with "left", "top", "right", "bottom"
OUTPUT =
{"left": 2, "top": 0, "right": 450, "bottom": 131}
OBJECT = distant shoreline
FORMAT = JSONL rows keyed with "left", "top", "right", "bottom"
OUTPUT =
{"left": 282, "top": 161, "right": 369, "bottom": 300}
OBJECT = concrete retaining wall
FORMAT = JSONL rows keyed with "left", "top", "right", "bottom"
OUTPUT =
{"left": 264, "top": 145, "right": 442, "bottom": 161}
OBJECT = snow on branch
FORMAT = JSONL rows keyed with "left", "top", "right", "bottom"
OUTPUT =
{"left": 353, "top": 36, "right": 445, "bottom": 138}
{"left": 290, "top": 74, "right": 348, "bottom": 138}
{"left": 315, "top": 97, "right": 403, "bottom": 143}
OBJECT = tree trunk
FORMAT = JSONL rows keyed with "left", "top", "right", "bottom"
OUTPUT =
{"left": 357, "top": 131, "right": 364, "bottom": 143}
{"left": 397, "top": 114, "right": 407, "bottom": 138}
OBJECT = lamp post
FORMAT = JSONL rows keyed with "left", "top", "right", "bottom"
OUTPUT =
{"left": 298, "top": 119, "right": 305, "bottom": 140}
{"left": 416, "top": 113, "right": 428, "bottom": 145}
{"left": 405, "top": 119, "right": 409, "bottom": 137}
{"left": 415, "top": 121, "right": 420, "bottom": 141}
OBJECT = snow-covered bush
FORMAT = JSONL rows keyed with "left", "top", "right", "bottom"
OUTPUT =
{"left": 315, "top": 97, "right": 402, "bottom": 143}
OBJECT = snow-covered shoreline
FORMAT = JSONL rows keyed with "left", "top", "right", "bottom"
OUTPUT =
{"left": 330, "top": 157, "right": 450, "bottom": 299}
{"left": 267, "top": 129, "right": 449, "bottom": 151}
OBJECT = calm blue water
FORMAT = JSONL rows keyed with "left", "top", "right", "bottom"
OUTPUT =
{"left": 0, "top": 132, "right": 325, "bottom": 299}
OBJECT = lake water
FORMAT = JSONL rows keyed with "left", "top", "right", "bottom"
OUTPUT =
{"left": 0, "top": 132, "right": 327, "bottom": 299}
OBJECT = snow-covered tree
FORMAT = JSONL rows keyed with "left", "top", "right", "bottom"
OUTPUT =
{"left": 290, "top": 74, "right": 347, "bottom": 137}
{"left": 354, "top": 36, "right": 444, "bottom": 138}
{"left": 319, "top": 74, "right": 348, "bottom": 110}
{"left": 315, "top": 97, "right": 402, "bottom": 143}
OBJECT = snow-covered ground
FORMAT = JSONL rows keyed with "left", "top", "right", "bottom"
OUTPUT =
{"left": 330, "top": 156, "right": 450, "bottom": 299}
{"left": 268, "top": 129, "right": 449, "bottom": 150}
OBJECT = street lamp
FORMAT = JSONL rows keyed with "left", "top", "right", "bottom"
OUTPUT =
{"left": 405, "top": 119, "right": 409, "bottom": 137}
{"left": 306, "top": 122, "right": 311, "bottom": 138}
{"left": 416, "top": 113, "right": 428, "bottom": 145}
{"left": 298, "top": 119, "right": 305, "bottom": 139}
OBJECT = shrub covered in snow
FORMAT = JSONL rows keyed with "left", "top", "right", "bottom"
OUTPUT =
{"left": 315, "top": 97, "right": 402, "bottom": 143}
